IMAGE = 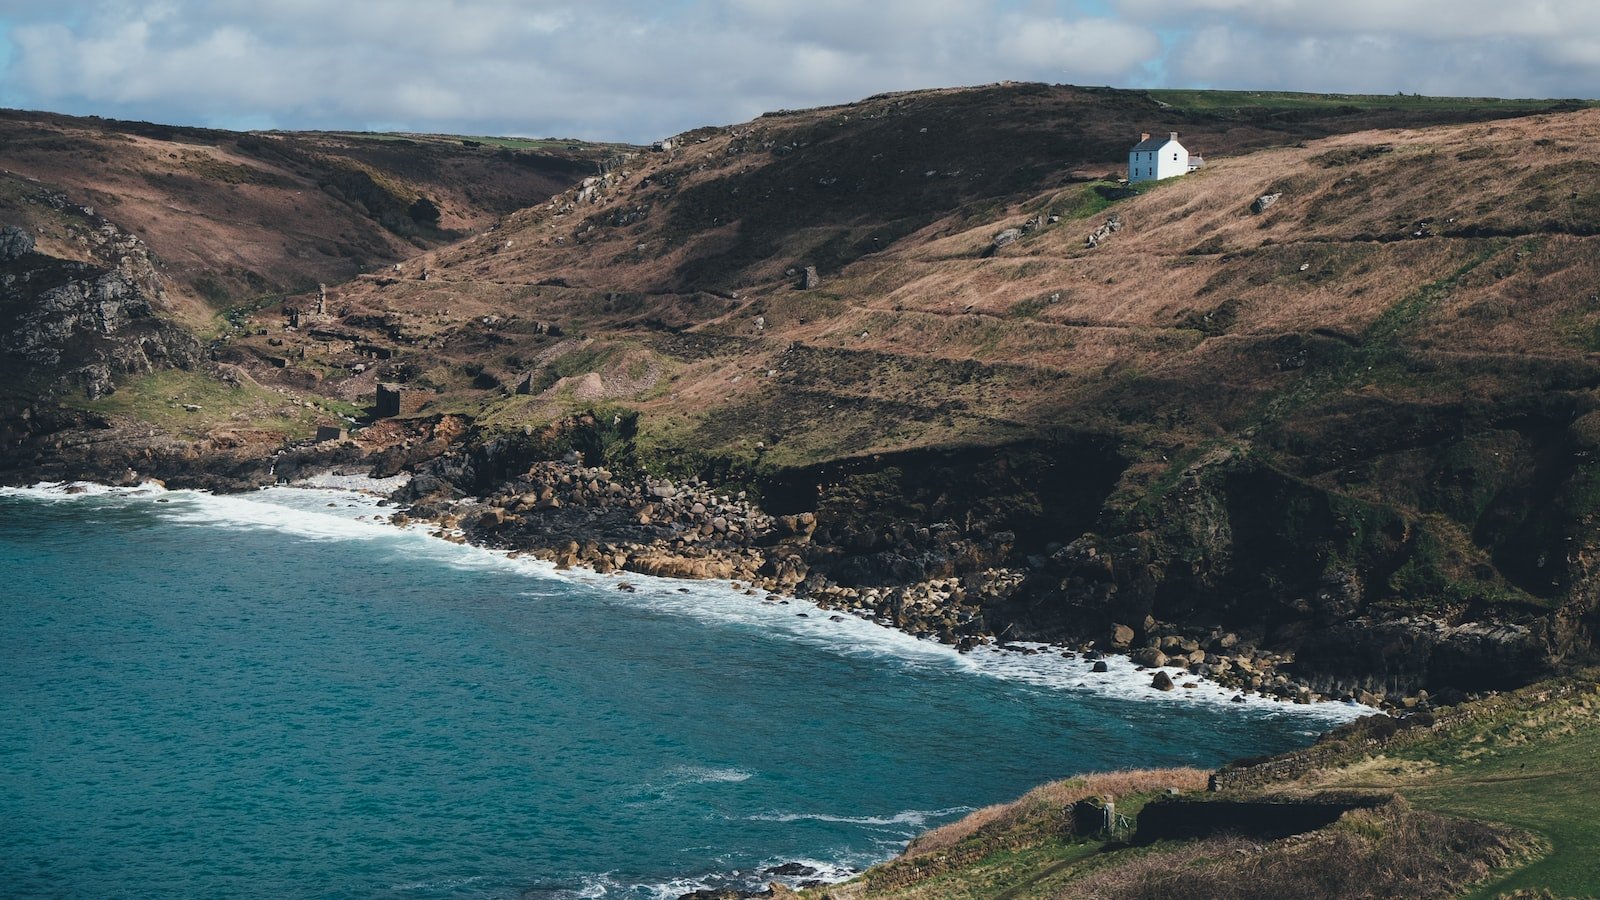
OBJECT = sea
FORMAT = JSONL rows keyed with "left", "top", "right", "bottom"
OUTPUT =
{"left": 0, "top": 482, "right": 1367, "bottom": 898}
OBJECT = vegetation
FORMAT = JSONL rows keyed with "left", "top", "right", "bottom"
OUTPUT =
{"left": 66, "top": 369, "right": 318, "bottom": 439}
{"left": 1146, "top": 89, "right": 1594, "bottom": 114}
{"left": 815, "top": 676, "right": 1599, "bottom": 899}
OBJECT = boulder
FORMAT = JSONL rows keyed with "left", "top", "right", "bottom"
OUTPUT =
{"left": 1251, "top": 192, "right": 1282, "bottom": 214}
{"left": 800, "top": 265, "right": 820, "bottom": 289}
{"left": 1110, "top": 623, "right": 1135, "bottom": 647}
{"left": 1132, "top": 647, "right": 1169, "bottom": 668}
{"left": 0, "top": 225, "right": 35, "bottom": 261}
{"left": 1151, "top": 670, "right": 1176, "bottom": 691}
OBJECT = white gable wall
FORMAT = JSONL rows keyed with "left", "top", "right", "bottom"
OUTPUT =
{"left": 1128, "top": 134, "right": 1190, "bottom": 183}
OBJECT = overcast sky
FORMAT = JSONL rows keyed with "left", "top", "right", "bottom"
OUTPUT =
{"left": 2, "top": 1, "right": 1598, "bottom": 143}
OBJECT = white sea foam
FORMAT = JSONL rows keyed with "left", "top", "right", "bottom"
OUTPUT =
{"left": 673, "top": 765, "right": 755, "bottom": 785}
{"left": 561, "top": 855, "right": 866, "bottom": 900}
{"left": 385, "top": 873, "right": 489, "bottom": 892}
{"left": 541, "top": 564, "right": 1371, "bottom": 724}
{"left": 749, "top": 806, "right": 973, "bottom": 829}
{"left": 0, "top": 480, "right": 165, "bottom": 501}
{"left": 5, "top": 481, "right": 1372, "bottom": 724}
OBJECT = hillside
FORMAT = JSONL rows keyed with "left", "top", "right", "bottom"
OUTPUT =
{"left": 5, "top": 84, "right": 1600, "bottom": 702}
{"left": 0, "top": 108, "right": 627, "bottom": 328}
{"left": 797, "top": 672, "right": 1600, "bottom": 899}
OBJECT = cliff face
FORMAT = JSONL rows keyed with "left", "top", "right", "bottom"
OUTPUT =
{"left": 0, "top": 201, "right": 200, "bottom": 399}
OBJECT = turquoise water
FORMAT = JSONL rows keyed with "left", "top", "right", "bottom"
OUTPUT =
{"left": 0, "top": 485, "right": 1361, "bottom": 898}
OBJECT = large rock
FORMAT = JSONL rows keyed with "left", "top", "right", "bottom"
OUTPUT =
{"left": 991, "top": 228, "right": 1023, "bottom": 249}
{"left": 1251, "top": 192, "right": 1282, "bottom": 214}
{"left": 0, "top": 214, "right": 199, "bottom": 398}
{"left": 1131, "top": 647, "right": 1169, "bottom": 668}
{"left": 1291, "top": 616, "right": 1552, "bottom": 695}
{"left": 0, "top": 225, "right": 35, "bottom": 261}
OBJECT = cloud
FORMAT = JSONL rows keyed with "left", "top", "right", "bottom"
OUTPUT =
{"left": 996, "top": 15, "right": 1160, "bottom": 79}
{"left": 1, "top": 0, "right": 1597, "bottom": 140}
{"left": 1117, "top": 0, "right": 1593, "bottom": 41}
{"left": 1121, "top": 0, "right": 1600, "bottom": 98}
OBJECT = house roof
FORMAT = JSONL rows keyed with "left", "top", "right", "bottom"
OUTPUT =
{"left": 1131, "top": 134, "right": 1183, "bottom": 152}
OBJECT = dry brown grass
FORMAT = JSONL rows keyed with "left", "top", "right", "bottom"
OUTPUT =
{"left": 903, "top": 768, "right": 1210, "bottom": 859}
{"left": 1058, "top": 798, "right": 1538, "bottom": 900}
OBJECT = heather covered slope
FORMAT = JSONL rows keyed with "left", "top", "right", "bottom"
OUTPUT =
{"left": 0, "top": 108, "right": 624, "bottom": 328}
{"left": 234, "top": 88, "right": 1600, "bottom": 688}
{"left": 7, "top": 84, "right": 1600, "bottom": 696}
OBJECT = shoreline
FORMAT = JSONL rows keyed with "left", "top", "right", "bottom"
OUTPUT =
{"left": 0, "top": 477, "right": 1373, "bottom": 899}
{"left": 1, "top": 408, "right": 1539, "bottom": 716}
{"left": 1, "top": 477, "right": 1375, "bottom": 721}
{"left": 376, "top": 455, "right": 1395, "bottom": 712}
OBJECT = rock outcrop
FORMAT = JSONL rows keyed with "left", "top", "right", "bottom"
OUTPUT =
{"left": 0, "top": 200, "right": 200, "bottom": 398}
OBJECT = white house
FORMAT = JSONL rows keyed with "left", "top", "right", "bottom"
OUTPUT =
{"left": 1128, "top": 132, "right": 1193, "bottom": 183}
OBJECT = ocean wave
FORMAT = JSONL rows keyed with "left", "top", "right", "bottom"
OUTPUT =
{"left": 546, "top": 855, "right": 865, "bottom": 900}
{"left": 748, "top": 806, "right": 973, "bottom": 828}
{"left": 0, "top": 480, "right": 165, "bottom": 501}
{"left": 623, "top": 764, "right": 758, "bottom": 806}
{"left": 672, "top": 765, "right": 755, "bottom": 785}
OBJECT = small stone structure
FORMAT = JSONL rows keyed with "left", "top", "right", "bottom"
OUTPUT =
{"left": 375, "top": 383, "right": 428, "bottom": 417}
{"left": 1072, "top": 797, "right": 1117, "bottom": 835}
{"left": 315, "top": 425, "right": 347, "bottom": 442}
{"left": 1133, "top": 794, "right": 1391, "bottom": 845}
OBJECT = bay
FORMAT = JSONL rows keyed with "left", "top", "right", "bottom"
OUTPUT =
{"left": 0, "top": 484, "right": 1360, "bottom": 898}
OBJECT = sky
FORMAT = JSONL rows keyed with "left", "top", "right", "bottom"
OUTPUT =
{"left": 2, "top": 1, "right": 1599, "bottom": 143}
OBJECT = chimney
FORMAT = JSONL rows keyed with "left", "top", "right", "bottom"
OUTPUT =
{"left": 1170, "top": 132, "right": 1179, "bottom": 141}
{"left": 1140, "top": 132, "right": 1150, "bottom": 142}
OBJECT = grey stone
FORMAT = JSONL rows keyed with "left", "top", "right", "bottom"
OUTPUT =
{"left": 992, "top": 228, "right": 1023, "bottom": 248}
{"left": 0, "top": 226, "right": 35, "bottom": 261}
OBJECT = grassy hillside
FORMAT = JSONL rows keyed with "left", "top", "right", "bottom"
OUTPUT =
{"left": 811, "top": 674, "right": 1598, "bottom": 898}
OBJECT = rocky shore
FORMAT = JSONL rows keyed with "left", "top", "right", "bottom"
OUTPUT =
{"left": 380, "top": 450, "right": 1369, "bottom": 710}
{"left": 5, "top": 409, "right": 1571, "bottom": 714}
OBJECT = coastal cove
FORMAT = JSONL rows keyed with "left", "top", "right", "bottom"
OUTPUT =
{"left": 0, "top": 483, "right": 1362, "bottom": 898}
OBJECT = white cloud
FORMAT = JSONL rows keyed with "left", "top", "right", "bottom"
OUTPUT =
{"left": 1117, "top": 0, "right": 1591, "bottom": 41}
{"left": 2, "top": 0, "right": 1599, "bottom": 140}
{"left": 996, "top": 15, "right": 1159, "bottom": 78}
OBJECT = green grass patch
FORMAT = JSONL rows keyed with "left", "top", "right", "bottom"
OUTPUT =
{"left": 67, "top": 369, "right": 314, "bottom": 439}
{"left": 1382, "top": 681, "right": 1600, "bottom": 897}
{"left": 1146, "top": 89, "right": 1594, "bottom": 114}
{"left": 1054, "top": 179, "right": 1164, "bottom": 222}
